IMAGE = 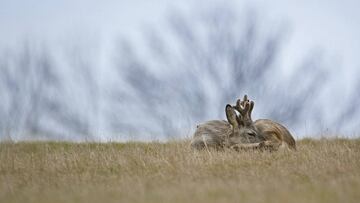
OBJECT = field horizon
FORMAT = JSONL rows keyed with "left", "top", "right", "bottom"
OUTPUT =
{"left": 1, "top": 138, "right": 360, "bottom": 203}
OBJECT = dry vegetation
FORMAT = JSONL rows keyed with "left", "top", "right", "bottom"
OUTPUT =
{"left": 1, "top": 138, "right": 360, "bottom": 203}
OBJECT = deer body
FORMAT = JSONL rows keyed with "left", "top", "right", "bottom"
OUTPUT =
{"left": 230, "top": 95, "right": 296, "bottom": 151}
{"left": 190, "top": 95, "right": 296, "bottom": 151}
{"left": 254, "top": 119, "right": 296, "bottom": 150}
{"left": 190, "top": 119, "right": 266, "bottom": 150}
{"left": 190, "top": 120, "right": 231, "bottom": 150}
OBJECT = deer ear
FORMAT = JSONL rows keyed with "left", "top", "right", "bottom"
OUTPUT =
{"left": 243, "top": 95, "right": 248, "bottom": 102}
{"left": 236, "top": 114, "right": 244, "bottom": 127}
{"left": 235, "top": 99, "right": 241, "bottom": 111}
{"left": 225, "top": 104, "right": 239, "bottom": 128}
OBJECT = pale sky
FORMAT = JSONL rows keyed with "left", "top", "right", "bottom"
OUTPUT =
{"left": 1, "top": 0, "right": 359, "bottom": 72}
{"left": 0, "top": 0, "right": 359, "bottom": 138}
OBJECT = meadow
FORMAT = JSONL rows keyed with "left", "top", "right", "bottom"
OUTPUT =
{"left": 1, "top": 138, "right": 360, "bottom": 203}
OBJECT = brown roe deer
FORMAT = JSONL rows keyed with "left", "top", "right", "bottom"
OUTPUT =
{"left": 231, "top": 95, "right": 296, "bottom": 151}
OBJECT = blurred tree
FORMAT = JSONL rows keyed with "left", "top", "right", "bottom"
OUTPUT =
{"left": 52, "top": 44, "right": 101, "bottom": 140}
{"left": 110, "top": 7, "right": 329, "bottom": 138}
{"left": 0, "top": 43, "right": 100, "bottom": 141}
{"left": 1, "top": 6, "right": 352, "bottom": 141}
{"left": 0, "top": 44, "right": 62, "bottom": 140}
{"left": 335, "top": 78, "right": 360, "bottom": 133}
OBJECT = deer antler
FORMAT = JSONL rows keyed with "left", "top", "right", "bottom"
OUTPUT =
{"left": 233, "top": 95, "right": 254, "bottom": 126}
{"left": 234, "top": 95, "right": 248, "bottom": 115}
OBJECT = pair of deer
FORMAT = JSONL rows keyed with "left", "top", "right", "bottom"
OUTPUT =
{"left": 191, "top": 95, "right": 296, "bottom": 151}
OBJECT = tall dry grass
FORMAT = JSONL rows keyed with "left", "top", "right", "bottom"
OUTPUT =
{"left": 1, "top": 138, "right": 360, "bottom": 203}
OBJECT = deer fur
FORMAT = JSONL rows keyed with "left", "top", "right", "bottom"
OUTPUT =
{"left": 233, "top": 95, "right": 296, "bottom": 150}
{"left": 190, "top": 103, "right": 266, "bottom": 150}
{"left": 190, "top": 95, "right": 296, "bottom": 151}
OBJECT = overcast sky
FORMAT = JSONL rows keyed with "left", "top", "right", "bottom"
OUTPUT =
{"left": 1, "top": 0, "right": 359, "bottom": 74}
{"left": 0, "top": 0, "right": 360, "bottom": 139}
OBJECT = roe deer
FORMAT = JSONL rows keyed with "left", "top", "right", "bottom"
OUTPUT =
{"left": 190, "top": 104, "right": 266, "bottom": 150}
{"left": 232, "top": 95, "right": 296, "bottom": 151}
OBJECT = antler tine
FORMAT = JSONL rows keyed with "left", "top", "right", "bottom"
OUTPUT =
{"left": 234, "top": 94, "right": 247, "bottom": 108}
{"left": 243, "top": 95, "right": 248, "bottom": 102}
{"left": 248, "top": 100, "right": 254, "bottom": 121}
{"left": 243, "top": 100, "right": 251, "bottom": 113}
{"left": 235, "top": 99, "right": 241, "bottom": 110}
{"left": 234, "top": 99, "right": 246, "bottom": 116}
{"left": 240, "top": 94, "right": 249, "bottom": 107}
{"left": 234, "top": 95, "right": 250, "bottom": 114}
{"left": 241, "top": 101, "right": 253, "bottom": 125}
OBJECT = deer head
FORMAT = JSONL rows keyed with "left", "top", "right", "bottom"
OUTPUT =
{"left": 225, "top": 98, "right": 265, "bottom": 146}
{"left": 233, "top": 94, "right": 254, "bottom": 126}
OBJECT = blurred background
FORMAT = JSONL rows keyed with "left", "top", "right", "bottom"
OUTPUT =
{"left": 0, "top": 0, "right": 359, "bottom": 141}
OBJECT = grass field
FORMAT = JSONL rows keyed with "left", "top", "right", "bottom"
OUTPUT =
{"left": 1, "top": 138, "right": 360, "bottom": 203}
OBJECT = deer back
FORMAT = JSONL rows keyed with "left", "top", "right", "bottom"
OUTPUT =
{"left": 254, "top": 119, "right": 296, "bottom": 150}
{"left": 191, "top": 120, "right": 232, "bottom": 150}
